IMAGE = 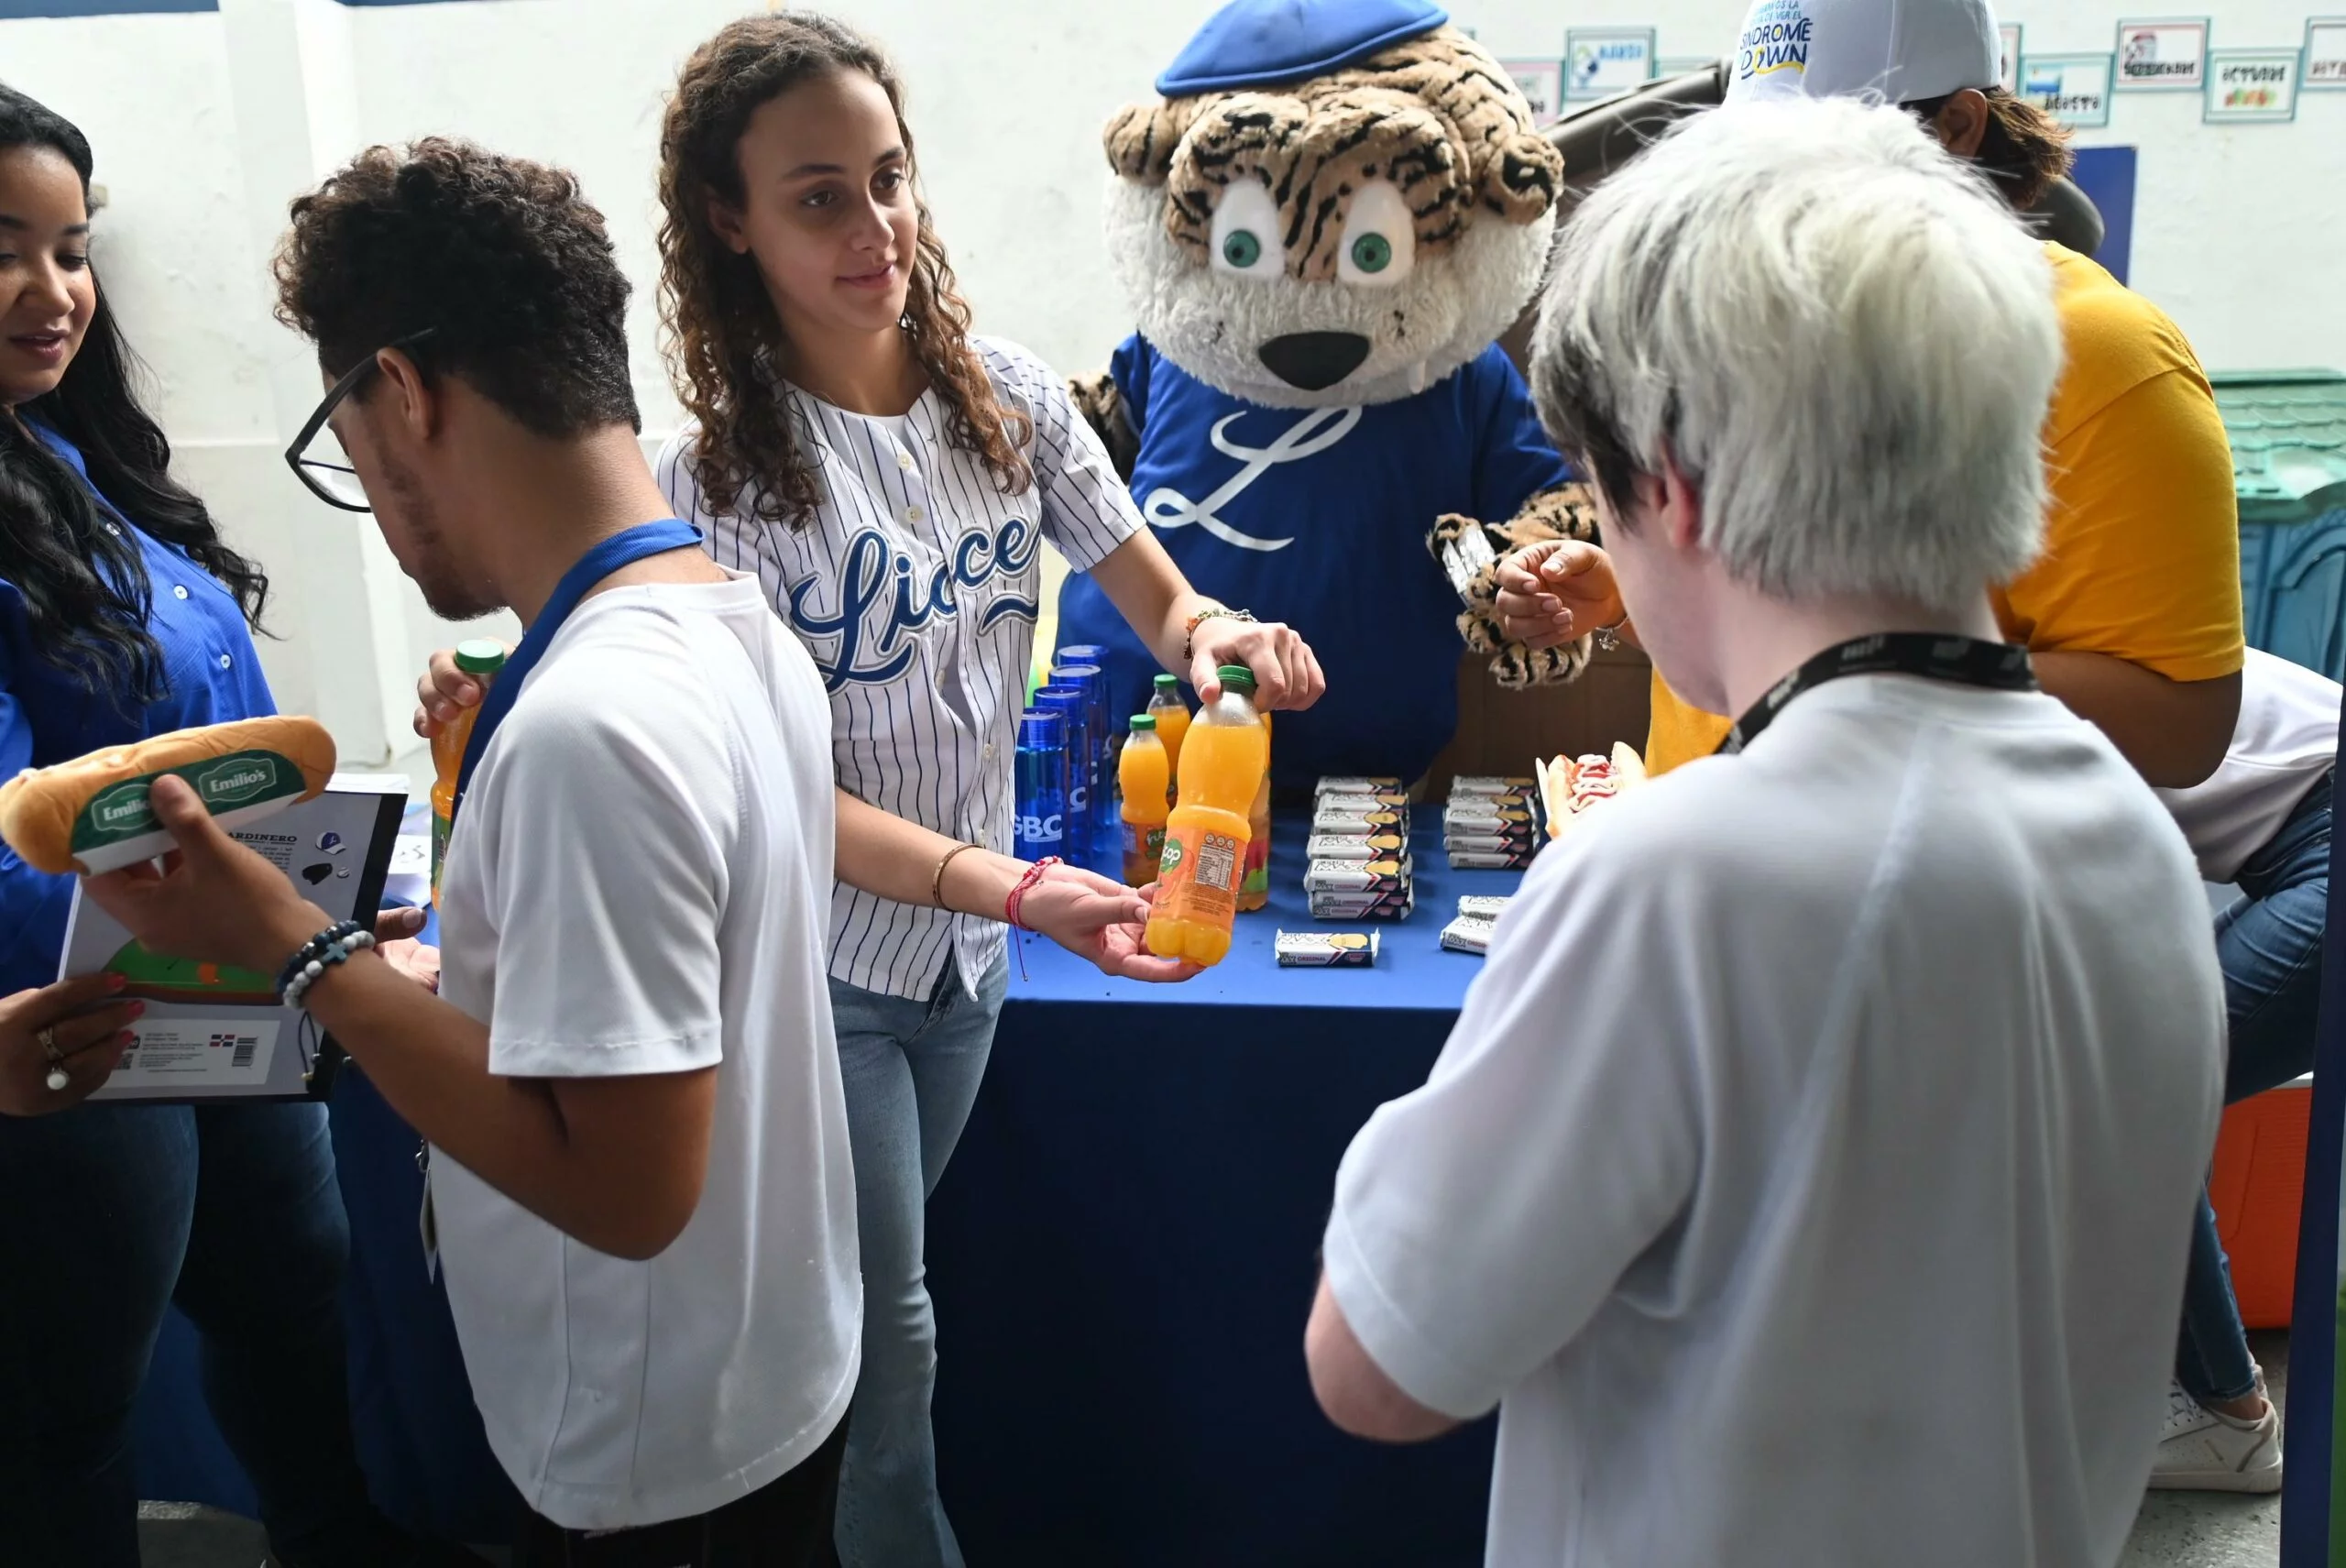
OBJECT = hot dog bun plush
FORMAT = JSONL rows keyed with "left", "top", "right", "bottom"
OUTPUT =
{"left": 0, "top": 716, "right": 336, "bottom": 875}
{"left": 1537, "top": 743, "right": 1648, "bottom": 841}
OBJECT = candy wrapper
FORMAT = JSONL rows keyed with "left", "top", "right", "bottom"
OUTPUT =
{"left": 1448, "top": 775, "right": 1538, "bottom": 801}
{"left": 1442, "top": 803, "right": 1539, "bottom": 838}
{"left": 1321, "top": 789, "right": 1410, "bottom": 812}
{"left": 1456, "top": 895, "right": 1511, "bottom": 921}
{"left": 1309, "top": 886, "right": 1416, "bottom": 922}
{"left": 1441, "top": 915, "right": 1496, "bottom": 954}
{"left": 1275, "top": 929, "right": 1381, "bottom": 967}
{"left": 1305, "top": 832, "right": 1408, "bottom": 861}
{"left": 1445, "top": 846, "right": 1538, "bottom": 871}
{"left": 1313, "top": 806, "right": 1409, "bottom": 837}
{"left": 1443, "top": 831, "right": 1538, "bottom": 858}
{"left": 1304, "top": 858, "right": 1413, "bottom": 896}
{"left": 1315, "top": 775, "right": 1405, "bottom": 798}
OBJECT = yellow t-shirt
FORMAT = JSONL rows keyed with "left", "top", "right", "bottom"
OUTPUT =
{"left": 1643, "top": 243, "right": 2245, "bottom": 775}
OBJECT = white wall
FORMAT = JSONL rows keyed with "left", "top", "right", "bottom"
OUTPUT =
{"left": 6, "top": 0, "right": 2341, "bottom": 769}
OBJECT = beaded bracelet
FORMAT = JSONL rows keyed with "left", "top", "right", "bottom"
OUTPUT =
{"left": 1181, "top": 604, "right": 1257, "bottom": 664}
{"left": 277, "top": 920, "right": 377, "bottom": 1009}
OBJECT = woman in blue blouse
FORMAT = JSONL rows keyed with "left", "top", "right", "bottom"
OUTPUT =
{"left": 0, "top": 89, "right": 475, "bottom": 1568}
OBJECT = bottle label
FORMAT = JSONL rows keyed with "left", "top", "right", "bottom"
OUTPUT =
{"left": 1242, "top": 833, "right": 1271, "bottom": 896}
{"left": 1125, "top": 820, "right": 1166, "bottom": 862}
{"left": 431, "top": 806, "right": 452, "bottom": 904}
{"left": 1157, "top": 824, "right": 1241, "bottom": 927}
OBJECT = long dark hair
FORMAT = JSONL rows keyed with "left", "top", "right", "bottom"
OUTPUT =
{"left": 0, "top": 84, "right": 267, "bottom": 700}
{"left": 656, "top": 13, "right": 1032, "bottom": 531}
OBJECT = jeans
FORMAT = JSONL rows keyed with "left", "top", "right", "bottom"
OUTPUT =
{"left": 827, "top": 954, "right": 1007, "bottom": 1568}
{"left": 2176, "top": 771, "right": 2332, "bottom": 1405}
{"left": 0, "top": 1099, "right": 383, "bottom": 1567}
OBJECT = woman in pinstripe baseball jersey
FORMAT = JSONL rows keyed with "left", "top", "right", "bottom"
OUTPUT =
{"left": 662, "top": 16, "right": 1321, "bottom": 1566}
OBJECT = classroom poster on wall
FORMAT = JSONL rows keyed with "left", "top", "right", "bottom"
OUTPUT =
{"left": 1999, "top": 22, "right": 2023, "bottom": 92}
{"left": 2206, "top": 49, "right": 2302, "bottom": 123}
{"left": 2116, "top": 17, "right": 2208, "bottom": 90}
{"left": 2020, "top": 52, "right": 2115, "bottom": 127}
{"left": 1564, "top": 27, "right": 1656, "bottom": 101}
{"left": 2303, "top": 18, "right": 2346, "bottom": 90}
{"left": 1500, "top": 58, "right": 1562, "bottom": 126}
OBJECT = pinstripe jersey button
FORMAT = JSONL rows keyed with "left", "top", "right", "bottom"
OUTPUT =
{"left": 897, "top": 451, "right": 915, "bottom": 472}
{"left": 904, "top": 503, "right": 925, "bottom": 524}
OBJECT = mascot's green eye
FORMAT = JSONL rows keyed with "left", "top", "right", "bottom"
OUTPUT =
{"left": 1350, "top": 234, "right": 1393, "bottom": 274}
{"left": 1222, "top": 230, "right": 1264, "bottom": 269}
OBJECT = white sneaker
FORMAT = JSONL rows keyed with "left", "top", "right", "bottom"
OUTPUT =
{"left": 2150, "top": 1376, "right": 2284, "bottom": 1493}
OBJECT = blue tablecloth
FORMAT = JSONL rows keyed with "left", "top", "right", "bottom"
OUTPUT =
{"left": 927, "top": 812, "right": 1518, "bottom": 1564}
{"left": 133, "top": 808, "right": 1517, "bottom": 1563}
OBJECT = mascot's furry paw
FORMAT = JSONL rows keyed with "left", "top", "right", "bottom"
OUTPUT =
{"left": 1069, "top": 372, "right": 1141, "bottom": 482}
{"left": 1429, "top": 483, "right": 1604, "bottom": 690}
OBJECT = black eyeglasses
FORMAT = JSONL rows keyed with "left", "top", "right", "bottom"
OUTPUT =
{"left": 282, "top": 328, "right": 437, "bottom": 513}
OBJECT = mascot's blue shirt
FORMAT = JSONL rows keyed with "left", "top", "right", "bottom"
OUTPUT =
{"left": 1056, "top": 334, "right": 1572, "bottom": 789}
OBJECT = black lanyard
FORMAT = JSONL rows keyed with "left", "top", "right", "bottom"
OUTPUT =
{"left": 1716, "top": 632, "right": 2039, "bottom": 757}
{"left": 449, "top": 518, "right": 704, "bottom": 832}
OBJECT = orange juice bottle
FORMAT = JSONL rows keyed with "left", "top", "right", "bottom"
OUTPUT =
{"left": 1147, "top": 674, "right": 1191, "bottom": 806}
{"left": 1236, "top": 711, "right": 1272, "bottom": 912}
{"left": 430, "top": 639, "right": 509, "bottom": 905}
{"left": 1118, "top": 716, "right": 1170, "bottom": 887}
{"left": 1146, "top": 667, "right": 1267, "bottom": 966}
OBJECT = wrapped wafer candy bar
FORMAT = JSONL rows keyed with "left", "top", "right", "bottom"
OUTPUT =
{"left": 1275, "top": 929, "right": 1381, "bottom": 967}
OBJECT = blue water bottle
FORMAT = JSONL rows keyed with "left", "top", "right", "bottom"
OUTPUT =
{"left": 1031, "top": 686, "right": 1092, "bottom": 869}
{"left": 1049, "top": 662, "right": 1113, "bottom": 861}
{"left": 1014, "top": 708, "right": 1067, "bottom": 864}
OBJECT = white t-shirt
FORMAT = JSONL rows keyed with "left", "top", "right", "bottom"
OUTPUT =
{"left": 433, "top": 575, "right": 860, "bottom": 1530}
{"left": 2158, "top": 646, "right": 2340, "bottom": 883}
{"left": 1326, "top": 674, "right": 2223, "bottom": 1568}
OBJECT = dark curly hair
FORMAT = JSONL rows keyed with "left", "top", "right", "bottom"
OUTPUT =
{"left": 657, "top": 12, "right": 1030, "bottom": 531}
{"left": 0, "top": 83, "right": 267, "bottom": 701}
{"left": 272, "top": 137, "right": 639, "bottom": 437}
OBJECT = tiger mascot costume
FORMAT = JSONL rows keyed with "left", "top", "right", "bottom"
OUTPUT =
{"left": 1052, "top": 0, "right": 1600, "bottom": 790}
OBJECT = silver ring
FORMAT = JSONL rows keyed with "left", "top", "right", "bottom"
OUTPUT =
{"left": 35, "top": 1025, "right": 60, "bottom": 1063}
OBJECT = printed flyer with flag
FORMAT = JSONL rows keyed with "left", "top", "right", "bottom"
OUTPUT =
{"left": 60, "top": 774, "right": 405, "bottom": 1102}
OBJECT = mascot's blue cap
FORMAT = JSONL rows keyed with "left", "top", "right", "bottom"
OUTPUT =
{"left": 1156, "top": 0, "right": 1451, "bottom": 96}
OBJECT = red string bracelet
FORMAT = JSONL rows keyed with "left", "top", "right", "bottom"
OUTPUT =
{"left": 1004, "top": 857, "right": 1058, "bottom": 981}
{"left": 1004, "top": 857, "right": 1057, "bottom": 930}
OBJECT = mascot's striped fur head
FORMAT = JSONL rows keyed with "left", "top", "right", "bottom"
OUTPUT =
{"left": 1103, "top": 25, "right": 1562, "bottom": 410}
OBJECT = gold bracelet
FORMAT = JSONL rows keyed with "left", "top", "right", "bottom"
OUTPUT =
{"left": 931, "top": 841, "right": 981, "bottom": 909}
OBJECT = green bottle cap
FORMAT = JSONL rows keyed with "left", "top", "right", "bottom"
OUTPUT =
{"left": 1153, "top": 673, "right": 1179, "bottom": 692}
{"left": 1130, "top": 714, "right": 1157, "bottom": 731}
{"left": 1217, "top": 664, "right": 1256, "bottom": 692}
{"left": 455, "top": 639, "right": 509, "bottom": 674}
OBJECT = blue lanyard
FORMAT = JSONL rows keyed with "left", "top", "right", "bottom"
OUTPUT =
{"left": 451, "top": 518, "right": 704, "bottom": 828}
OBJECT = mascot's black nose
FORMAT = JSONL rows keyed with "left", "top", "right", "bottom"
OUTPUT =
{"left": 1258, "top": 332, "right": 1370, "bottom": 391}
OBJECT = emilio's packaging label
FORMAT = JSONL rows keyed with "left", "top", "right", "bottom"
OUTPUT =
{"left": 71, "top": 750, "right": 308, "bottom": 873}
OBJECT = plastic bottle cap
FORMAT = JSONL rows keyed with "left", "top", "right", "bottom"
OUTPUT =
{"left": 1217, "top": 664, "right": 1257, "bottom": 692}
{"left": 455, "top": 639, "right": 509, "bottom": 674}
{"left": 1154, "top": 673, "right": 1179, "bottom": 691}
{"left": 1130, "top": 715, "right": 1157, "bottom": 731}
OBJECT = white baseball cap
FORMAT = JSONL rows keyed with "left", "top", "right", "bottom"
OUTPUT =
{"left": 1726, "top": 0, "right": 2001, "bottom": 106}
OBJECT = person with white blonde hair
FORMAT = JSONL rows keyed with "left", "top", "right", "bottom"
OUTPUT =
{"left": 1300, "top": 95, "right": 2223, "bottom": 1568}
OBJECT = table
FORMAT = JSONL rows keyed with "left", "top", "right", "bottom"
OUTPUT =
{"left": 133, "top": 808, "right": 1520, "bottom": 1563}
{"left": 926, "top": 811, "right": 1521, "bottom": 1564}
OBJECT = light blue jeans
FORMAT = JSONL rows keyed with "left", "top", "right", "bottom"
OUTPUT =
{"left": 2176, "top": 770, "right": 2331, "bottom": 1405}
{"left": 828, "top": 953, "right": 1007, "bottom": 1568}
